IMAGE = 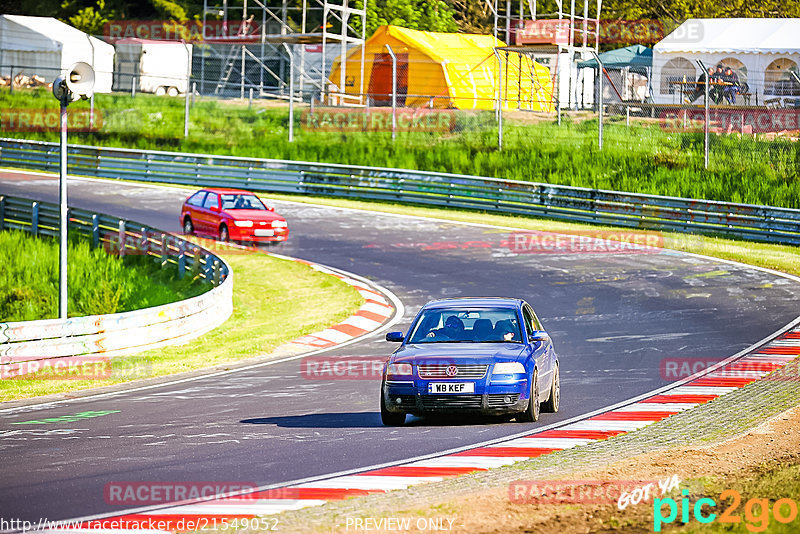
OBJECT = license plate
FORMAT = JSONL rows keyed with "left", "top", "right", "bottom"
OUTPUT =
{"left": 254, "top": 229, "right": 275, "bottom": 237}
{"left": 427, "top": 382, "right": 475, "bottom": 394}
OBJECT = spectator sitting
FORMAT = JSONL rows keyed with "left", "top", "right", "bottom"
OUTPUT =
{"left": 710, "top": 64, "right": 725, "bottom": 104}
{"left": 687, "top": 67, "right": 714, "bottom": 104}
{"left": 722, "top": 66, "right": 739, "bottom": 105}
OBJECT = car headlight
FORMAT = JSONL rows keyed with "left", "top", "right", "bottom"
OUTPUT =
{"left": 493, "top": 362, "right": 525, "bottom": 374}
{"left": 233, "top": 220, "right": 253, "bottom": 228}
{"left": 387, "top": 363, "right": 413, "bottom": 377}
{"left": 271, "top": 220, "right": 288, "bottom": 228}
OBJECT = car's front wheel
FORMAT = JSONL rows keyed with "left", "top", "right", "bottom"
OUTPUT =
{"left": 542, "top": 363, "right": 560, "bottom": 413}
{"left": 380, "top": 388, "right": 406, "bottom": 426}
{"left": 219, "top": 224, "right": 229, "bottom": 242}
{"left": 517, "top": 369, "right": 540, "bottom": 422}
{"left": 183, "top": 217, "right": 194, "bottom": 235}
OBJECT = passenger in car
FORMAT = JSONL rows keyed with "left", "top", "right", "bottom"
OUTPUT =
{"left": 494, "top": 319, "right": 517, "bottom": 341}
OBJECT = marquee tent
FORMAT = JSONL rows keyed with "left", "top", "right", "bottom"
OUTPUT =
{"left": 577, "top": 45, "right": 653, "bottom": 102}
{"left": 0, "top": 15, "right": 114, "bottom": 93}
{"left": 578, "top": 45, "right": 652, "bottom": 73}
{"left": 652, "top": 18, "right": 800, "bottom": 104}
{"left": 329, "top": 25, "right": 553, "bottom": 111}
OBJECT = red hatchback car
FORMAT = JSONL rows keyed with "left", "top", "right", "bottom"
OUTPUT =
{"left": 180, "top": 188, "right": 289, "bottom": 243}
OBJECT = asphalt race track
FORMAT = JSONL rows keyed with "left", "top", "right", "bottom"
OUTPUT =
{"left": 2, "top": 170, "right": 800, "bottom": 523}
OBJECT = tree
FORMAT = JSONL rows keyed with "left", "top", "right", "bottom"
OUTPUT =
{"left": 62, "top": 0, "right": 114, "bottom": 35}
{"left": 357, "top": 0, "right": 458, "bottom": 37}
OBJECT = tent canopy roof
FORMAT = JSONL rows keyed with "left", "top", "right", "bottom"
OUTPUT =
{"left": 342, "top": 25, "right": 504, "bottom": 66}
{"left": 578, "top": 44, "right": 653, "bottom": 69}
{"left": 0, "top": 14, "right": 113, "bottom": 53}
{"left": 654, "top": 18, "right": 800, "bottom": 55}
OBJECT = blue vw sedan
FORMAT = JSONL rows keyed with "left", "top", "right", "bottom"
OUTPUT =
{"left": 380, "top": 297, "right": 560, "bottom": 426}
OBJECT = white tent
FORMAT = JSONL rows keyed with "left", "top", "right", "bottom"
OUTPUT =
{"left": 652, "top": 18, "right": 800, "bottom": 105}
{"left": 0, "top": 15, "right": 114, "bottom": 93}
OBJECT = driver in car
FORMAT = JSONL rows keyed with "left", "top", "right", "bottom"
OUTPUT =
{"left": 427, "top": 315, "right": 465, "bottom": 341}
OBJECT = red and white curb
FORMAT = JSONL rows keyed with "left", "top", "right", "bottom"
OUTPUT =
{"left": 53, "top": 326, "right": 800, "bottom": 532}
{"left": 286, "top": 261, "right": 394, "bottom": 350}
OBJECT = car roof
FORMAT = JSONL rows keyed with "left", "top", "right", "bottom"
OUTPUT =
{"left": 422, "top": 297, "right": 523, "bottom": 310}
{"left": 198, "top": 188, "right": 256, "bottom": 194}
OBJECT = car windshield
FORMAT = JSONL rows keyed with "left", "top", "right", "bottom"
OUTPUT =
{"left": 406, "top": 307, "right": 523, "bottom": 344}
{"left": 220, "top": 193, "right": 267, "bottom": 210}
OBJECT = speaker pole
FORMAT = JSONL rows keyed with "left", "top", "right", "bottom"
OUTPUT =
{"left": 58, "top": 88, "right": 69, "bottom": 319}
{"left": 53, "top": 61, "right": 95, "bottom": 319}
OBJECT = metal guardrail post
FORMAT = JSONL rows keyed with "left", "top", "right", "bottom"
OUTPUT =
{"left": 191, "top": 246, "right": 200, "bottom": 276}
{"left": 31, "top": 201, "right": 39, "bottom": 236}
{"left": 177, "top": 241, "right": 186, "bottom": 279}
{"left": 160, "top": 233, "right": 168, "bottom": 268}
{"left": 140, "top": 226, "right": 148, "bottom": 255}
{"left": 118, "top": 220, "right": 126, "bottom": 257}
{"left": 91, "top": 214, "right": 99, "bottom": 249}
{"left": 213, "top": 260, "right": 221, "bottom": 286}
{"left": 204, "top": 254, "right": 212, "bottom": 281}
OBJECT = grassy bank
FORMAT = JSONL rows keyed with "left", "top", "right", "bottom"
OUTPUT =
{"left": 0, "top": 240, "right": 365, "bottom": 401}
{"left": 0, "top": 230, "right": 206, "bottom": 321}
{"left": 2, "top": 88, "right": 799, "bottom": 209}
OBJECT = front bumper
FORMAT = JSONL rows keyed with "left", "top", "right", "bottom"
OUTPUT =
{"left": 230, "top": 227, "right": 289, "bottom": 242}
{"left": 383, "top": 379, "right": 529, "bottom": 415}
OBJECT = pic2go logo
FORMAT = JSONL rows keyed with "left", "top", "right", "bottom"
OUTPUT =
{"left": 654, "top": 489, "right": 799, "bottom": 532}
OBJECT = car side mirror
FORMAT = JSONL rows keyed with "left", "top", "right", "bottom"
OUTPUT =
{"left": 209, "top": 205, "right": 220, "bottom": 212}
{"left": 385, "top": 332, "right": 404, "bottom": 342}
{"left": 529, "top": 330, "right": 550, "bottom": 342}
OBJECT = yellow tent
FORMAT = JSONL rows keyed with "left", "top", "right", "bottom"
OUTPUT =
{"left": 328, "top": 25, "right": 554, "bottom": 111}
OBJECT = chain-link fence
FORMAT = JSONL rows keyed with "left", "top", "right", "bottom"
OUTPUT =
{"left": 2, "top": 37, "right": 799, "bottom": 209}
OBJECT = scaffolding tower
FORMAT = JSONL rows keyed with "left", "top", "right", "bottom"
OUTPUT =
{"left": 200, "top": 0, "right": 366, "bottom": 102}
{"left": 490, "top": 0, "right": 602, "bottom": 108}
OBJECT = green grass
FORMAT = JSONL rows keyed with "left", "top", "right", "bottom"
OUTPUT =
{"left": 0, "top": 230, "right": 207, "bottom": 321}
{"left": 2, "top": 87, "right": 799, "bottom": 209}
{"left": 0, "top": 239, "right": 365, "bottom": 401}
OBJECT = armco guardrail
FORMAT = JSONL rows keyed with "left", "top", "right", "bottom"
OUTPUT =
{"left": 0, "top": 195, "right": 232, "bottom": 379}
{"left": 2, "top": 138, "right": 800, "bottom": 245}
